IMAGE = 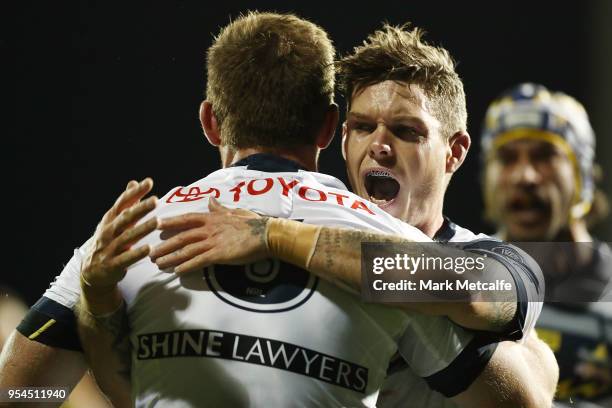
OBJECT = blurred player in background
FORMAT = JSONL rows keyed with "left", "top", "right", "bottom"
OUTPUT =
{"left": 481, "top": 83, "right": 612, "bottom": 407}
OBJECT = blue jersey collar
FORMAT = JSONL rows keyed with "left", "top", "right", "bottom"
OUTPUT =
{"left": 434, "top": 217, "right": 457, "bottom": 243}
{"left": 231, "top": 153, "right": 308, "bottom": 173}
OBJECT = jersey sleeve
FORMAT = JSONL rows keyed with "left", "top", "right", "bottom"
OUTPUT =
{"left": 16, "top": 239, "right": 90, "bottom": 351}
{"left": 459, "top": 239, "right": 544, "bottom": 341}
{"left": 395, "top": 313, "right": 498, "bottom": 397}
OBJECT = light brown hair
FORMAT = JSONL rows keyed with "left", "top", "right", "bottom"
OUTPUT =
{"left": 206, "top": 12, "right": 335, "bottom": 149}
{"left": 338, "top": 23, "right": 467, "bottom": 138}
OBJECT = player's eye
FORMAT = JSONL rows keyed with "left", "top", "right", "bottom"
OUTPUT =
{"left": 351, "top": 122, "right": 376, "bottom": 134}
{"left": 496, "top": 148, "right": 517, "bottom": 165}
{"left": 530, "top": 144, "right": 558, "bottom": 162}
{"left": 391, "top": 125, "right": 422, "bottom": 141}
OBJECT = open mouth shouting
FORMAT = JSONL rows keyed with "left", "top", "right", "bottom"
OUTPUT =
{"left": 506, "top": 194, "right": 551, "bottom": 225}
{"left": 363, "top": 168, "right": 401, "bottom": 208}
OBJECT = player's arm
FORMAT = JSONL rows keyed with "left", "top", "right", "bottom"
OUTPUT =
{"left": 151, "top": 199, "right": 535, "bottom": 336}
{"left": 0, "top": 254, "right": 95, "bottom": 408}
{"left": 0, "top": 330, "right": 87, "bottom": 408}
{"left": 76, "top": 288, "right": 132, "bottom": 408}
{"left": 303, "top": 225, "right": 541, "bottom": 340}
{"left": 393, "top": 316, "right": 557, "bottom": 408}
{"left": 452, "top": 331, "right": 558, "bottom": 408}
{"left": 75, "top": 178, "right": 158, "bottom": 408}
{"left": 279, "top": 223, "right": 522, "bottom": 334}
{"left": 0, "top": 179, "right": 157, "bottom": 408}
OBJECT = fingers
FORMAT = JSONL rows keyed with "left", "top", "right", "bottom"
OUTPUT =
{"left": 102, "top": 178, "right": 154, "bottom": 225}
{"left": 109, "top": 244, "right": 152, "bottom": 271}
{"left": 114, "top": 178, "right": 154, "bottom": 214}
{"left": 84, "top": 178, "right": 157, "bottom": 289}
{"left": 112, "top": 196, "right": 158, "bottom": 237}
{"left": 208, "top": 197, "right": 229, "bottom": 213}
{"left": 175, "top": 250, "right": 218, "bottom": 275}
{"left": 150, "top": 228, "right": 208, "bottom": 260}
{"left": 154, "top": 240, "right": 213, "bottom": 270}
{"left": 157, "top": 213, "right": 208, "bottom": 231}
{"left": 209, "top": 198, "right": 259, "bottom": 218}
{"left": 114, "top": 217, "right": 159, "bottom": 254}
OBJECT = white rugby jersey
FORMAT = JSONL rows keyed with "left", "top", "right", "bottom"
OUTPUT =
{"left": 35, "top": 154, "right": 480, "bottom": 408}
{"left": 379, "top": 221, "right": 545, "bottom": 407}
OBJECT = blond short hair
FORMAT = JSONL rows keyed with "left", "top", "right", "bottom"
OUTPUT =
{"left": 206, "top": 12, "right": 335, "bottom": 149}
{"left": 338, "top": 24, "right": 467, "bottom": 138}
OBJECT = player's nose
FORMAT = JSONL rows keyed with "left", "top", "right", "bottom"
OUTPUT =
{"left": 510, "top": 156, "right": 542, "bottom": 187}
{"left": 368, "top": 127, "right": 395, "bottom": 162}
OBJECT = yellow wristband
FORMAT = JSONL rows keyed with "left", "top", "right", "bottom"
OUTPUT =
{"left": 266, "top": 218, "right": 322, "bottom": 269}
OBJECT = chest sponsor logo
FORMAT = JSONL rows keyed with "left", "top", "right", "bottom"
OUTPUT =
{"left": 204, "top": 258, "right": 318, "bottom": 312}
{"left": 166, "top": 177, "right": 375, "bottom": 215}
{"left": 137, "top": 329, "right": 368, "bottom": 393}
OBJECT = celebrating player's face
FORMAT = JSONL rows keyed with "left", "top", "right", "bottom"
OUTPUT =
{"left": 484, "top": 137, "right": 576, "bottom": 240}
{"left": 342, "top": 81, "right": 448, "bottom": 232}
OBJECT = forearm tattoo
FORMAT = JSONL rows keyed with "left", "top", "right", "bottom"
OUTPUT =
{"left": 78, "top": 301, "right": 132, "bottom": 381}
{"left": 311, "top": 228, "right": 517, "bottom": 330}
{"left": 313, "top": 228, "right": 409, "bottom": 289}
{"left": 247, "top": 217, "right": 268, "bottom": 249}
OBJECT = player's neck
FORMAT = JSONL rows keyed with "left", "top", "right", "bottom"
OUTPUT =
{"left": 225, "top": 147, "right": 319, "bottom": 172}
{"left": 415, "top": 211, "right": 445, "bottom": 239}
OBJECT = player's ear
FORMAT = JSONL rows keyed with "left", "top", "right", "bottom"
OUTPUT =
{"left": 341, "top": 122, "right": 348, "bottom": 160}
{"left": 446, "top": 130, "right": 471, "bottom": 174}
{"left": 315, "top": 104, "right": 339, "bottom": 150}
{"left": 200, "top": 101, "right": 221, "bottom": 146}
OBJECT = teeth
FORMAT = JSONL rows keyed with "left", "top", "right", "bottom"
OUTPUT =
{"left": 367, "top": 170, "right": 393, "bottom": 178}
{"left": 370, "top": 196, "right": 390, "bottom": 205}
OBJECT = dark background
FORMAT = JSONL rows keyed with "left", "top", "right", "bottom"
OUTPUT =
{"left": 7, "top": 1, "right": 611, "bottom": 305}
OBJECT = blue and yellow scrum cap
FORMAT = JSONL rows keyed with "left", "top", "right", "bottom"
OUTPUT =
{"left": 481, "top": 83, "right": 596, "bottom": 219}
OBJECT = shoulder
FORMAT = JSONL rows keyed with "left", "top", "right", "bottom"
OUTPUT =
{"left": 444, "top": 221, "right": 494, "bottom": 244}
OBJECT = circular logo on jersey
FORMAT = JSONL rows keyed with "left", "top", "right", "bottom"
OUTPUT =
{"left": 492, "top": 245, "right": 525, "bottom": 264}
{"left": 204, "top": 258, "right": 318, "bottom": 313}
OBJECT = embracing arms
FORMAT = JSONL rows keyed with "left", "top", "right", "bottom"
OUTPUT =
{"left": 150, "top": 199, "right": 525, "bottom": 334}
